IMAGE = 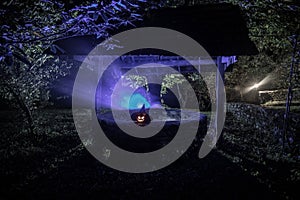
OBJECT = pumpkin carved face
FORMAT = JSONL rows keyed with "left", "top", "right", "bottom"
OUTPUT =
{"left": 137, "top": 114, "right": 146, "bottom": 123}
{"left": 130, "top": 104, "right": 151, "bottom": 126}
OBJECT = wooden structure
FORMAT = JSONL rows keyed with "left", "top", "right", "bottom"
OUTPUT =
{"left": 49, "top": 3, "right": 257, "bottom": 73}
{"left": 47, "top": 3, "right": 258, "bottom": 107}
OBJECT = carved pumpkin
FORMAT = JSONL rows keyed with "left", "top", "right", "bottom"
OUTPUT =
{"left": 137, "top": 114, "right": 146, "bottom": 123}
{"left": 131, "top": 104, "right": 151, "bottom": 126}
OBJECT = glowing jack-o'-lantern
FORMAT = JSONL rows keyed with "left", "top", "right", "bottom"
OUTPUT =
{"left": 137, "top": 114, "right": 146, "bottom": 123}
{"left": 131, "top": 104, "right": 151, "bottom": 126}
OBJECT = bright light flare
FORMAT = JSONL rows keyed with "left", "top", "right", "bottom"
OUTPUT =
{"left": 250, "top": 83, "right": 261, "bottom": 90}
{"left": 243, "top": 75, "right": 273, "bottom": 94}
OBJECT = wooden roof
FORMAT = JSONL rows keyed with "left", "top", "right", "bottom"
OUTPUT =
{"left": 142, "top": 4, "right": 258, "bottom": 56}
{"left": 48, "top": 3, "right": 258, "bottom": 56}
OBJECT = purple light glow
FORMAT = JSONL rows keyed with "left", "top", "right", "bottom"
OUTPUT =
{"left": 112, "top": 89, "right": 151, "bottom": 110}
{"left": 95, "top": 59, "right": 163, "bottom": 111}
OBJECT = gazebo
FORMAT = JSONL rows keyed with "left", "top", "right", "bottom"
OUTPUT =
{"left": 48, "top": 3, "right": 258, "bottom": 154}
{"left": 48, "top": 3, "right": 257, "bottom": 109}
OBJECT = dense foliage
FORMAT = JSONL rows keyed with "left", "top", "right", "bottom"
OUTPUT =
{"left": 225, "top": 0, "right": 300, "bottom": 92}
{"left": 0, "top": 0, "right": 152, "bottom": 133}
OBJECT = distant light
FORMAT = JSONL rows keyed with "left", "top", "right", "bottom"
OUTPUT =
{"left": 249, "top": 82, "right": 261, "bottom": 91}
{"left": 243, "top": 75, "right": 273, "bottom": 94}
{"left": 253, "top": 83, "right": 260, "bottom": 89}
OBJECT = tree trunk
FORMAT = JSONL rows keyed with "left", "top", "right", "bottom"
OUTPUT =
{"left": 148, "top": 83, "right": 162, "bottom": 106}
{"left": 176, "top": 82, "right": 186, "bottom": 108}
{"left": 8, "top": 86, "right": 35, "bottom": 135}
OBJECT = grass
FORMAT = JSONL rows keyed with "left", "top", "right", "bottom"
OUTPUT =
{"left": 0, "top": 104, "right": 299, "bottom": 199}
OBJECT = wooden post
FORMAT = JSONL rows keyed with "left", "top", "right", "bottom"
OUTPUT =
{"left": 214, "top": 56, "right": 225, "bottom": 146}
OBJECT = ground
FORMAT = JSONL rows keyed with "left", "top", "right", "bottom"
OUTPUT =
{"left": 0, "top": 103, "right": 299, "bottom": 199}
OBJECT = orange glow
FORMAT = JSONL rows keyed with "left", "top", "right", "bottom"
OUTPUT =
{"left": 137, "top": 115, "right": 145, "bottom": 123}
